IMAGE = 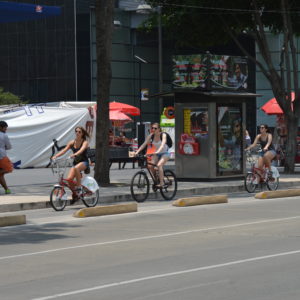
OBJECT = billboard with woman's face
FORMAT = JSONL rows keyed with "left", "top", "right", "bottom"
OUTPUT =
{"left": 173, "top": 54, "right": 248, "bottom": 91}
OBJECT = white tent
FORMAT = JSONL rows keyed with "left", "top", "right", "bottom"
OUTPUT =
{"left": 0, "top": 102, "right": 96, "bottom": 168}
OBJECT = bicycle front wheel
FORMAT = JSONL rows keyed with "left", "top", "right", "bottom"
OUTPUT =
{"left": 267, "top": 177, "right": 279, "bottom": 191}
{"left": 82, "top": 189, "right": 99, "bottom": 207}
{"left": 130, "top": 171, "right": 149, "bottom": 202}
{"left": 244, "top": 173, "right": 257, "bottom": 193}
{"left": 160, "top": 169, "right": 177, "bottom": 200}
{"left": 50, "top": 186, "right": 67, "bottom": 211}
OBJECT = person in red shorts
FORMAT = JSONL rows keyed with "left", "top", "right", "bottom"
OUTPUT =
{"left": 0, "top": 121, "right": 13, "bottom": 194}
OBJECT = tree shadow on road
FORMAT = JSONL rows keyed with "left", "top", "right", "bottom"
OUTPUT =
{"left": 0, "top": 222, "right": 81, "bottom": 245}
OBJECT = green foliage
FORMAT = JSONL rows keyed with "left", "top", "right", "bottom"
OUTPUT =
{"left": 0, "top": 87, "right": 22, "bottom": 105}
{"left": 146, "top": 0, "right": 300, "bottom": 48}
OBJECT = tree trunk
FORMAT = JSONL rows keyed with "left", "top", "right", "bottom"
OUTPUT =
{"left": 94, "top": 0, "right": 114, "bottom": 186}
{"left": 284, "top": 114, "right": 298, "bottom": 173}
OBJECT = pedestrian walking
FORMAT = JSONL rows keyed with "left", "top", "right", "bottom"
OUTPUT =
{"left": 0, "top": 121, "right": 13, "bottom": 194}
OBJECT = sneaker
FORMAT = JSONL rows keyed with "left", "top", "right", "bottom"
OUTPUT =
{"left": 253, "top": 179, "right": 258, "bottom": 185}
{"left": 5, "top": 189, "right": 11, "bottom": 194}
{"left": 267, "top": 171, "right": 273, "bottom": 179}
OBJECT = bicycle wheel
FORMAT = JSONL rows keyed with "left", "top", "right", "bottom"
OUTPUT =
{"left": 82, "top": 189, "right": 99, "bottom": 207}
{"left": 160, "top": 169, "right": 177, "bottom": 200}
{"left": 244, "top": 173, "right": 257, "bottom": 193}
{"left": 267, "top": 177, "right": 279, "bottom": 191}
{"left": 50, "top": 186, "right": 67, "bottom": 211}
{"left": 130, "top": 171, "right": 149, "bottom": 202}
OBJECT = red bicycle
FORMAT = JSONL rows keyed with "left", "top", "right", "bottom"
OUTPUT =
{"left": 50, "top": 158, "right": 99, "bottom": 211}
{"left": 244, "top": 150, "right": 279, "bottom": 193}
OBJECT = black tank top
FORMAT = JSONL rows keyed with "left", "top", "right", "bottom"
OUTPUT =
{"left": 71, "top": 140, "right": 88, "bottom": 165}
{"left": 259, "top": 134, "right": 274, "bottom": 151}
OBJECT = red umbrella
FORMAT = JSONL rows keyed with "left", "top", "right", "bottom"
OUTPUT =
{"left": 261, "top": 92, "right": 295, "bottom": 115}
{"left": 109, "top": 101, "right": 140, "bottom": 116}
{"left": 109, "top": 110, "right": 133, "bottom": 143}
{"left": 109, "top": 110, "right": 133, "bottom": 127}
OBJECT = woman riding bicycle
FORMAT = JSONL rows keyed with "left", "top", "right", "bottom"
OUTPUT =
{"left": 52, "top": 126, "right": 90, "bottom": 195}
{"left": 134, "top": 123, "right": 170, "bottom": 188}
{"left": 245, "top": 124, "right": 276, "bottom": 177}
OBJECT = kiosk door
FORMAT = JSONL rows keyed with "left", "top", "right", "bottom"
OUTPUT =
{"left": 217, "top": 104, "right": 243, "bottom": 176}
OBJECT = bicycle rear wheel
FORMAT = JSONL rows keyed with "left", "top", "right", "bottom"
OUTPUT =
{"left": 160, "top": 169, "right": 177, "bottom": 200}
{"left": 50, "top": 186, "right": 67, "bottom": 211}
{"left": 82, "top": 189, "right": 99, "bottom": 207}
{"left": 244, "top": 173, "right": 257, "bottom": 193}
{"left": 130, "top": 171, "right": 149, "bottom": 202}
{"left": 267, "top": 177, "right": 279, "bottom": 191}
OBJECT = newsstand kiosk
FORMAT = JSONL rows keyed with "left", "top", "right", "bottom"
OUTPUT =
{"left": 175, "top": 90, "right": 258, "bottom": 180}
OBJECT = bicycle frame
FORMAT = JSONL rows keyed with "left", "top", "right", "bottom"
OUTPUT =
{"left": 138, "top": 156, "right": 160, "bottom": 185}
{"left": 51, "top": 158, "right": 92, "bottom": 196}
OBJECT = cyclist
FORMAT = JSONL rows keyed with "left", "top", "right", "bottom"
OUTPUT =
{"left": 52, "top": 126, "right": 90, "bottom": 199}
{"left": 134, "top": 123, "right": 171, "bottom": 188}
{"left": 245, "top": 124, "right": 276, "bottom": 179}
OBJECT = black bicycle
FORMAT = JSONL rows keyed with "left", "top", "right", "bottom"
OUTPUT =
{"left": 130, "top": 155, "right": 177, "bottom": 202}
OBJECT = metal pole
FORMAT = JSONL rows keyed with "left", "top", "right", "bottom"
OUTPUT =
{"left": 74, "top": 0, "right": 78, "bottom": 101}
{"left": 139, "top": 61, "right": 142, "bottom": 127}
{"left": 134, "top": 55, "right": 147, "bottom": 147}
{"left": 158, "top": 6, "right": 163, "bottom": 115}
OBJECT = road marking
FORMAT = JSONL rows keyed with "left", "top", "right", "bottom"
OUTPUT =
{"left": 32, "top": 249, "right": 300, "bottom": 299}
{"left": 1, "top": 215, "right": 300, "bottom": 261}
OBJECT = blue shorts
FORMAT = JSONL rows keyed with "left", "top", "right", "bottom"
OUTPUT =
{"left": 155, "top": 152, "right": 171, "bottom": 160}
{"left": 73, "top": 160, "right": 89, "bottom": 167}
{"left": 259, "top": 150, "right": 276, "bottom": 157}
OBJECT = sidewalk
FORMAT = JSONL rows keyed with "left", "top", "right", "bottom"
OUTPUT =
{"left": 1, "top": 163, "right": 300, "bottom": 213}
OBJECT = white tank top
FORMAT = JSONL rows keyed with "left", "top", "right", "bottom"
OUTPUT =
{"left": 151, "top": 137, "right": 168, "bottom": 153}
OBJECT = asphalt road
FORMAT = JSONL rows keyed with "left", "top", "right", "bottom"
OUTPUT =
{"left": 1, "top": 193, "right": 300, "bottom": 299}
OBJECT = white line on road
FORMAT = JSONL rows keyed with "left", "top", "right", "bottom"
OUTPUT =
{"left": 32, "top": 248, "right": 300, "bottom": 300}
{"left": 1, "top": 215, "right": 300, "bottom": 261}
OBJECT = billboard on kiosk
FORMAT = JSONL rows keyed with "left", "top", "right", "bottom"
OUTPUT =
{"left": 172, "top": 54, "right": 248, "bottom": 91}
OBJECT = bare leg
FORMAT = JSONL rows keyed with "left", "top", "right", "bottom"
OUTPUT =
{"left": 157, "top": 156, "right": 170, "bottom": 186}
{"left": 0, "top": 171, "right": 8, "bottom": 191}
{"left": 150, "top": 156, "right": 158, "bottom": 181}
{"left": 263, "top": 151, "right": 276, "bottom": 171}
{"left": 255, "top": 156, "right": 265, "bottom": 182}
{"left": 67, "top": 163, "right": 86, "bottom": 187}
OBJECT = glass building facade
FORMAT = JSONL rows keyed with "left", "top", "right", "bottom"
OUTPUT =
{"left": 0, "top": 0, "right": 91, "bottom": 102}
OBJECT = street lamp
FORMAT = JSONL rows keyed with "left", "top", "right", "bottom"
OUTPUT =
{"left": 137, "top": 4, "right": 163, "bottom": 114}
{"left": 134, "top": 54, "right": 148, "bottom": 147}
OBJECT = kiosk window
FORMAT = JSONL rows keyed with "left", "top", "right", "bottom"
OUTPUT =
{"left": 217, "top": 106, "right": 242, "bottom": 175}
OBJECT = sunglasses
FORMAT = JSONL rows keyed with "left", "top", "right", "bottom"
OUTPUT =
{"left": 151, "top": 127, "right": 158, "bottom": 130}
{"left": 75, "top": 130, "right": 82, "bottom": 133}
{"left": 260, "top": 126, "right": 265, "bottom": 129}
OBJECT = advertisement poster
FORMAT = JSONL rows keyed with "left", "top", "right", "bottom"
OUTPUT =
{"left": 173, "top": 54, "right": 248, "bottom": 91}
{"left": 217, "top": 106, "right": 243, "bottom": 175}
{"left": 173, "top": 55, "right": 208, "bottom": 89}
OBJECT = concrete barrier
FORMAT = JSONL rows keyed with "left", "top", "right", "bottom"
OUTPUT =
{"left": 0, "top": 215, "right": 26, "bottom": 227}
{"left": 73, "top": 202, "right": 138, "bottom": 218}
{"left": 255, "top": 189, "right": 300, "bottom": 199}
{"left": 172, "top": 195, "right": 228, "bottom": 207}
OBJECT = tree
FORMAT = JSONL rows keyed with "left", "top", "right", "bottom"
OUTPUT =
{"left": 94, "top": 0, "right": 114, "bottom": 185}
{"left": 0, "top": 87, "right": 22, "bottom": 105}
{"left": 147, "top": 0, "right": 300, "bottom": 173}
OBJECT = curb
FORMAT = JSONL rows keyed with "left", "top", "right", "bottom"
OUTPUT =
{"left": 0, "top": 180, "right": 299, "bottom": 213}
{"left": 73, "top": 202, "right": 138, "bottom": 218}
{"left": 0, "top": 215, "right": 26, "bottom": 227}
{"left": 173, "top": 195, "right": 228, "bottom": 207}
{"left": 255, "top": 189, "right": 300, "bottom": 199}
